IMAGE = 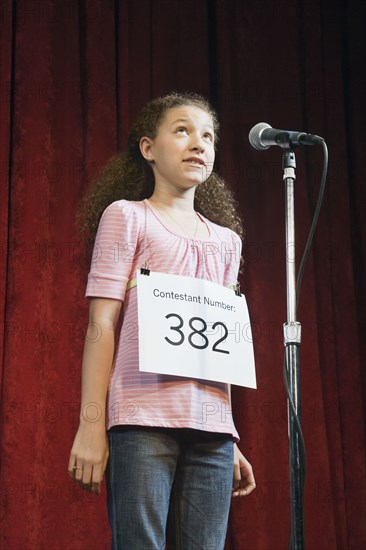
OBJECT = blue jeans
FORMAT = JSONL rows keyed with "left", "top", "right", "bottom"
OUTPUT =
{"left": 106, "top": 426, "right": 234, "bottom": 550}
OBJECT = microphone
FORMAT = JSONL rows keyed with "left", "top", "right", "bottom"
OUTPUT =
{"left": 249, "top": 122, "right": 324, "bottom": 150}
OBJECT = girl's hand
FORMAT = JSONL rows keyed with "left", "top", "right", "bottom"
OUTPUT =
{"left": 232, "top": 443, "right": 256, "bottom": 497}
{"left": 68, "top": 423, "right": 109, "bottom": 495}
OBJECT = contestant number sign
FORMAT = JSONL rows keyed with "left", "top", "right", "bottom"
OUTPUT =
{"left": 137, "top": 271, "right": 256, "bottom": 388}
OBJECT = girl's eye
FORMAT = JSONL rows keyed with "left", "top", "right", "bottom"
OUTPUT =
{"left": 204, "top": 133, "right": 214, "bottom": 141}
{"left": 176, "top": 127, "right": 188, "bottom": 134}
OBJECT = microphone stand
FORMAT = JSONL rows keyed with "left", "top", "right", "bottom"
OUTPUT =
{"left": 282, "top": 149, "right": 304, "bottom": 548}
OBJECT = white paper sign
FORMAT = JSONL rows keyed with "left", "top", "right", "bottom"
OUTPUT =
{"left": 137, "top": 270, "right": 256, "bottom": 388}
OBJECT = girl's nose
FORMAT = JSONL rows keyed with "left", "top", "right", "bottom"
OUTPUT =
{"left": 190, "top": 136, "right": 205, "bottom": 153}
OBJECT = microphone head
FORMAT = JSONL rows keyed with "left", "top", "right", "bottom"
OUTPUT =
{"left": 249, "top": 122, "right": 272, "bottom": 150}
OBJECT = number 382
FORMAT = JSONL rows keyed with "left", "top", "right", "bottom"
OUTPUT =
{"left": 164, "top": 313, "right": 229, "bottom": 354}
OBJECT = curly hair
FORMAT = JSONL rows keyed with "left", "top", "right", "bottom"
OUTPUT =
{"left": 77, "top": 91, "right": 245, "bottom": 272}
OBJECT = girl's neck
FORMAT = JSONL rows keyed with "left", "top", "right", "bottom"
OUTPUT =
{"left": 146, "top": 195, "right": 210, "bottom": 239}
{"left": 148, "top": 190, "right": 195, "bottom": 214}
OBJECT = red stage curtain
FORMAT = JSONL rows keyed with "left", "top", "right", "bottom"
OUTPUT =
{"left": 0, "top": 1, "right": 364, "bottom": 548}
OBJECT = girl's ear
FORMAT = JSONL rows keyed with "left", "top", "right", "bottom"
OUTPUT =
{"left": 139, "top": 137, "right": 154, "bottom": 163}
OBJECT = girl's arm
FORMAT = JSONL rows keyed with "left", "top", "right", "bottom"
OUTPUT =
{"left": 229, "top": 384, "right": 256, "bottom": 497}
{"left": 68, "top": 297, "right": 122, "bottom": 494}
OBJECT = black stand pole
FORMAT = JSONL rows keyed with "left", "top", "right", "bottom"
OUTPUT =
{"left": 282, "top": 150, "right": 304, "bottom": 549}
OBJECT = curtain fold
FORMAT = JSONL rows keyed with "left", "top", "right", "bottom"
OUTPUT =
{"left": 0, "top": 1, "right": 364, "bottom": 548}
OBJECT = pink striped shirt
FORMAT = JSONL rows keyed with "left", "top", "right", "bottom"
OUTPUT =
{"left": 85, "top": 198, "right": 242, "bottom": 440}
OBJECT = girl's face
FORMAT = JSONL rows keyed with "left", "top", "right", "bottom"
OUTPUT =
{"left": 140, "top": 105, "right": 215, "bottom": 193}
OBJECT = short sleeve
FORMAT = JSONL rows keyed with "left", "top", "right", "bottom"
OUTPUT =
{"left": 223, "top": 229, "right": 242, "bottom": 288}
{"left": 85, "top": 200, "right": 140, "bottom": 301}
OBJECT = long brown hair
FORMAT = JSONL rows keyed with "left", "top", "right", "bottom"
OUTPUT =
{"left": 77, "top": 91, "right": 244, "bottom": 272}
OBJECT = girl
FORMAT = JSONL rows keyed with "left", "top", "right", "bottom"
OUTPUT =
{"left": 68, "top": 92, "right": 255, "bottom": 549}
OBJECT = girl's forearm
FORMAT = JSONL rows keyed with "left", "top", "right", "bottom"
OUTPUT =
{"left": 78, "top": 320, "right": 115, "bottom": 428}
{"left": 77, "top": 298, "right": 122, "bottom": 429}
